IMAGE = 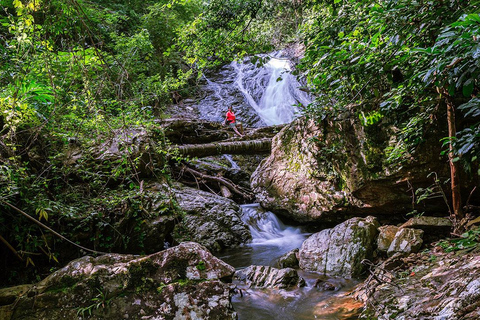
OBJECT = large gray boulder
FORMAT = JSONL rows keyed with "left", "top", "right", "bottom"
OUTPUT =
{"left": 1, "top": 242, "right": 237, "bottom": 320}
{"left": 251, "top": 114, "right": 452, "bottom": 223}
{"left": 298, "top": 216, "right": 379, "bottom": 278}
{"left": 173, "top": 184, "right": 251, "bottom": 252}
{"left": 234, "top": 265, "right": 305, "bottom": 289}
{"left": 251, "top": 118, "right": 358, "bottom": 222}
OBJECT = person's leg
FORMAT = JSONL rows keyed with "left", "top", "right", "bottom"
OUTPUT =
{"left": 229, "top": 122, "right": 243, "bottom": 137}
{"left": 233, "top": 126, "right": 243, "bottom": 137}
{"left": 237, "top": 122, "right": 244, "bottom": 135}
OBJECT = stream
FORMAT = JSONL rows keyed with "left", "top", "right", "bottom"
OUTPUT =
{"left": 218, "top": 204, "right": 361, "bottom": 320}
{"left": 199, "top": 53, "right": 361, "bottom": 319}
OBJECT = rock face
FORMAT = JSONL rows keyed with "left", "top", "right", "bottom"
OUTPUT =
{"left": 377, "top": 225, "right": 400, "bottom": 253}
{"left": 278, "top": 248, "right": 299, "bottom": 269}
{"left": 173, "top": 184, "right": 251, "bottom": 252}
{"left": 387, "top": 228, "right": 424, "bottom": 257}
{"left": 1, "top": 242, "right": 237, "bottom": 320}
{"left": 298, "top": 216, "right": 379, "bottom": 278}
{"left": 234, "top": 265, "right": 305, "bottom": 289}
{"left": 358, "top": 251, "right": 480, "bottom": 319}
{"left": 251, "top": 115, "right": 452, "bottom": 223}
{"left": 251, "top": 118, "right": 358, "bottom": 222}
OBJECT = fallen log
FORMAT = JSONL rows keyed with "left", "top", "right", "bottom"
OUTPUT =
{"left": 173, "top": 138, "right": 272, "bottom": 158}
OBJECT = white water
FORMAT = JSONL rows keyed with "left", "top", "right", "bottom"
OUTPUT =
{"left": 218, "top": 204, "right": 308, "bottom": 269}
{"left": 241, "top": 204, "right": 307, "bottom": 249}
{"left": 233, "top": 57, "right": 310, "bottom": 126}
{"left": 223, "top": 154, "right": 240, "bottom": 170}
{"left": 196, "top": 53, "right": 311, "bottom": 127}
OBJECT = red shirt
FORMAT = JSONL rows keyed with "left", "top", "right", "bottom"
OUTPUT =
{"left": 226, "top": 110, "right": 235, "bottom": 122}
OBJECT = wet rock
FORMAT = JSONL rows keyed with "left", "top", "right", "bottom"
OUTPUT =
{"left": 2, "top": 242, "right": 237, "bottom": 320}
{"left": 387, "top": 228, "right": 424, "bottom": 257}
{"left": 377, "top": 225, "right": 400, "bottom": 253}
{"left": 298, "top": 216, "right": 379, "bottom": 278}
{"left": 251, "top": 117, "right": 359, "bottom": 223}
{"left": 278, "top": 248, "right": 299, "bottom": 269}
{"left": 234, "top": 265, "right": 305, "bottom": 289}
{"left": 251, "top": 111, "right": 457, "bottom": 223}
{"left": 173, "top": 184, "right": 251, "bottom": 252}
{"left": 359, "top": 253, "right": 480, "bottom": 319}
{"left": 314, "top": 278, "right": 341, "bottom": 291}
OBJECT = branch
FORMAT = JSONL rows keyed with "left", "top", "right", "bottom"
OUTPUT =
{"left": 182, "top": 166, "right": 254, "bottom": 201}
{"left": 1, "top": 201, "right": 109, "bottom": 255}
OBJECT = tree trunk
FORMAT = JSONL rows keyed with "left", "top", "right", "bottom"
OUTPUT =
{"left": 173, "top": 138, "right": 272, "bottom": 158}
{"left": 445, "top": 92, "right": 464, "bottom": 223}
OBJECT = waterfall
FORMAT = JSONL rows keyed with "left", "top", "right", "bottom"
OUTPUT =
{"left": 218, "top": 204, "right": 308, "bottom": 268}
{"left": 223, "top": 154, "right": 240, "bottom": 170}
{"left": 241, "top": 204, "right": 307, "bottom": 250}
{"left": 196, "top": 53, "right": 311, "bottom": 127}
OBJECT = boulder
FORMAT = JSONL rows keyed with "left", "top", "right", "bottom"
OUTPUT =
{"left": 173, "top": 184, "right": 251, "bottom": 252}
{"left": 251, "top": 118, "right": 359, "bottom": 222}
{"left": 298, "top": 216, "right": 379, "bottom": 278}
{"left": 251, "top": 114, "right": 453, "bottom": 223}
{"left": 358, "top": 252, "right": 480, "bottom": 319}
{"left": 278, "top": 248, "right": 299, "bottom": 269}
{"left": 401, "top": 216, "right": 452, "bottom": 232}
{"left": 1, "top": 242, "right": 237, "bottom": 320}
{"left": 387, "top": 228, "right": 424, "bottom": 257}
{"left": 377, "top": 225, "right": 400, "bottom": 253}
{"left": 234, "top": 265, "right": 305, "bottom": 289}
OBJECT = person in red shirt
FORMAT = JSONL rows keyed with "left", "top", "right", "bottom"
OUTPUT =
{"left": 223, "top": 106, "right": 244, "bottom": 137}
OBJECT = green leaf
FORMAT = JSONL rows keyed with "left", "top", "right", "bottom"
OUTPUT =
{"left": 463, "top": 80, "right": 474, "bottom": 97}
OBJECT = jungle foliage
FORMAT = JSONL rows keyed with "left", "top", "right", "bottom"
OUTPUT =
{"left": 1, "top": 0, "right": 479, "bottom": 286}
{"left": 0, "top": 0, "right": 302, "bottom": 286}
{"left": 0, "top": 0, "right": 202, "bottom": 285}
{"left": 299, "top": 0, "right": 480, "bottom": 221}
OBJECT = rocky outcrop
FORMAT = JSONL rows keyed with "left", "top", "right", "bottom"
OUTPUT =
{"left": 251, "top": 118, "right": 359, "bottom": 222}
{"left": 387, "top": 228, "right": 424, "bottom": 257}
{"left": 0, "top": 242, "right": 237, "bottom": 320}
{"left": 234, "top": 265, "right": 305, "bottom": 289}
{"left": 401, "top": 216, "right": 453, "bottom": 230}
{"left": 251, "top": 115, "right": 452, "bottom": 223}
{"left": 173, "top": 184, "right": 251, "bottom": 252}
{"left": 298, "top": 216, "right": 379, "bottom": 278}
{"left": 357, "top": 250, "right": 480, "bottom": 319}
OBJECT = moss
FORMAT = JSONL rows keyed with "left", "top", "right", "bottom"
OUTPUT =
{"left": 45, "top": 275, "right": 78, "bottom": 294}
{"left": 196, "top": 260, "right": 206, "bottom": 271}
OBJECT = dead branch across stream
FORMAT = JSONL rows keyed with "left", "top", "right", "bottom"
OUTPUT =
{"left": 173, "top": 137, "right": 272, "bottom": 158}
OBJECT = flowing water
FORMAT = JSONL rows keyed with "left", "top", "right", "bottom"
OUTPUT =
{"left": 202, "top": 53, "right": 361, "bottom": 319}
{"left": 196, "top": 53, "right": 311, "bottom": 127}
{"left": 218, "top": 204, "right": 362, "bottom": 320}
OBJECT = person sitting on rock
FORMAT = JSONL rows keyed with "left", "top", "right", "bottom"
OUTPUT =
{"left": 223, "top": 106, "right": 244, "bottom": 137}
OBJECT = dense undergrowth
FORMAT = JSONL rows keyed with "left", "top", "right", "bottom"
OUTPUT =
{"left": 0, "top": 0, "right": 302, "bottom": 286}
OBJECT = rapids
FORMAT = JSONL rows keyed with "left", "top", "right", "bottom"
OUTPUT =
{"left": 205, "top": 53, "right": 361, "bottom": 319}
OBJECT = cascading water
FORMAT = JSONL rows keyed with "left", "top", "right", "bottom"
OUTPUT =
{"left": 219, "top": 204, "right": 308, "bottom": 268}
{"left": 204, "top": 52, "right": 361, "bottom": 319}
{"left": 196, "top": 53, "right": 311, "bottom": 127}
{"left": 218, "top": 204, "right": 361, "bottom": 320}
